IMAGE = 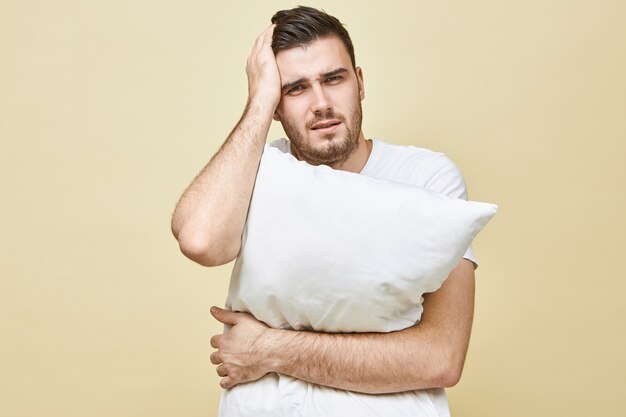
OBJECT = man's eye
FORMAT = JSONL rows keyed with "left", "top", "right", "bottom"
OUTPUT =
{"left": 287, "top": 85, "right": 304, "bottom": 95}
{"left": 326, "top": 76, "right": 343, "bottom": 84}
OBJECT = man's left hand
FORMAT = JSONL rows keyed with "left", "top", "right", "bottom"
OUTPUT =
{"left": 209, "top": 306, "right": 276, "bottom": 389}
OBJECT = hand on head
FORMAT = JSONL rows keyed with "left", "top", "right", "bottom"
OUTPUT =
{"left": 246, "top": 25, "right": 282, "bottom": 109}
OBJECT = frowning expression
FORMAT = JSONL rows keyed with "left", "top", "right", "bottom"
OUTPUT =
{"left": 274, "top": 36, "right": 365, "bottom": 166}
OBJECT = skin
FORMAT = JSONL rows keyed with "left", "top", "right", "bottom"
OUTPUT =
{"left": 272, "top": 37, "right": 368, "bottom": 171}
{"left": 171, "top": 25, "right": 476, "bottom": 394}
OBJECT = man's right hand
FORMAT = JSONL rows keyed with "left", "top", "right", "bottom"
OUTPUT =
{"left": 246, "top": 25, "right": 281, "bottom": 110}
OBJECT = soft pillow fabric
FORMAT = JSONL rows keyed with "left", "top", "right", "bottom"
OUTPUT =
{"left": 226, "top": 144, "right": 497, "bottom": 333}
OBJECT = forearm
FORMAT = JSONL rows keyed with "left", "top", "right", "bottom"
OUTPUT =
{"left": 266, "top": 323, "right": 451, "bottom": 394}
{"left": 171, "top": 98, "right": 274, "bottom": 265}
{"left": 210, "top": 261, "right": 474, "bottom": 392}
{"left": 263, "top": 260, "right": 475, "bottom": 394}
{"left": 172, "top": 25, "right": 281, "bottom": 267}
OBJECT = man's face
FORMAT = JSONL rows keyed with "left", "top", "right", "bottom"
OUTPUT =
{"left": 274, "top": 36, "right": 365, "bottom": 166}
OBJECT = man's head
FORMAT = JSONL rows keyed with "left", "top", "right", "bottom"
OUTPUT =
{"left": 271, "top": 6, "right": 356, "bottom": 69}
{"left": 270, "top": 6, "right": 365, "bottom": 168}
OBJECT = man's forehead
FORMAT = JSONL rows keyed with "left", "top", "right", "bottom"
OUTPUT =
{"left": 275, "top": 36, "right": 352, "bottom": 82}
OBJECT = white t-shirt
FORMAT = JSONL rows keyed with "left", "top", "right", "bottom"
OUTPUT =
{"left": 217, "top": 138, "right": 476, "bottom": 417}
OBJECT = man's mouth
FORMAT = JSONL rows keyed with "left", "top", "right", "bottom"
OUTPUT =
{"left": 310, "top": 119, "right": 342, "bottom": 131}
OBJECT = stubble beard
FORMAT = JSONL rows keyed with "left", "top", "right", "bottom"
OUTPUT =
{"left": 281, "top": 99, "right": 363, "bottom": 167}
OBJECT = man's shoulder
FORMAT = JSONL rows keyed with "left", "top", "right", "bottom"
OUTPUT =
{"left": 363, "top": 138, "right": 452, "bottom": 185}
{"left": 369, "top": 138, "right": 444, "bottom": 164}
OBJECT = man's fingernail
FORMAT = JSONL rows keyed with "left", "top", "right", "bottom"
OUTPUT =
{"left": 211, "top": 306, "right": 218, "bottom": 314}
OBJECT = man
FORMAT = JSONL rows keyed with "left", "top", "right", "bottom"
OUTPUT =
{"left": 171, "top": 6, "right": 476, "bottom": 416}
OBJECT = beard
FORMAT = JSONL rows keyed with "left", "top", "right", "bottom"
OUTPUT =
{"left": 281, "top": 98, "right": 363, "bottom": 166}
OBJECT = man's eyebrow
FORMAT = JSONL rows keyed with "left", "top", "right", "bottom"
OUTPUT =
{"left": 322, "top": 68, "right": 349, "bottom": 78}
{"left": 281, "top": 68, "right": 349, "bottom": 92}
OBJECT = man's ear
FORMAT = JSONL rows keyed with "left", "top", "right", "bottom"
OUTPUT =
{"left": 355, "top": 67, "right": 365, "bottom": 101}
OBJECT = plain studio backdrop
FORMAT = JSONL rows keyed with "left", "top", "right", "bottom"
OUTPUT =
{"left": 1, "top": 1, "right": 625, "bottom": 416}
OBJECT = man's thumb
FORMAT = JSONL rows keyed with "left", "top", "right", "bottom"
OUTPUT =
{"left": 210, "top": 306, "right": 238, "bottom": 325}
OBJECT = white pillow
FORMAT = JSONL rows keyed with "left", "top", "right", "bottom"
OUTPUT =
{"left": 226, "top": 145, "right": 497, "bottom": 333}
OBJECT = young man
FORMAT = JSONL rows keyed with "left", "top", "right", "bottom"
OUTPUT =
{"left": 171, "top": 6, "right": 476, "bottom": 416}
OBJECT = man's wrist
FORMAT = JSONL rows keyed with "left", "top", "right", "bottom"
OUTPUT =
{"left": 261, "top": 327, "right": 291, "bottom": 374}
{"left": 247, "top": 91, "right": 279, "bottom": 113}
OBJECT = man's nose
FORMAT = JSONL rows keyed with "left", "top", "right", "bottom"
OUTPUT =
{"left": 310, "top": 84, "right": 332, "bottom": 114}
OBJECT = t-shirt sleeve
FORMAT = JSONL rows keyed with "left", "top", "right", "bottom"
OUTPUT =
{"left": 421, "top": 154, "right": 478, "bottom": 268}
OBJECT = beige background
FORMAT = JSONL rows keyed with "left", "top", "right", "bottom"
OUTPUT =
{"left": 1, "top": 0, "right": 625, "bottom": 416}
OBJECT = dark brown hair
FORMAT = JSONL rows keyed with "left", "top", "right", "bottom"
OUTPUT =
{"left": 271, "top": 6, "right": 356, "bottom": 68}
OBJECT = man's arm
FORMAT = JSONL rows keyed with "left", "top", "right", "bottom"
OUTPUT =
{"left": 171, "top": 25, "right": 280, "bottom": 266}
{"left": 210, "top": 258, "right": 475, "bottom": 394}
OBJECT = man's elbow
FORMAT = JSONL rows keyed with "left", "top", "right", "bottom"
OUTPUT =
{"left": 175, "top": 228, "right": 240, "bottom": 267}
{"left": 435, "top": 363, "right": 463, "bottom": 388}
{"left": 431, "top": 352, "right": 466, "bottom": 388}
